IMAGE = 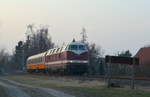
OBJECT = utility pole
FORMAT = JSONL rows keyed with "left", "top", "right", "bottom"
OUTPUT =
{"left": 80, "top": 27, "right": 87, "bottom": 43}
{"left": 131, "top": 58, "right": 136, "bottom": 89}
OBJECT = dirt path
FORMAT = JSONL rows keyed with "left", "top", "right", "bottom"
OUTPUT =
{"left": 0, "top": 81, "right": 31, "bottom": 97}
{"left": 0, "top": 78, "right": 76, "bottom": 97}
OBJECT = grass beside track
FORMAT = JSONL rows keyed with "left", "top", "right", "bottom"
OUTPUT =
{"left": 57, "top": 87, "right": 150, "bottom": 97}
{"left": 3, "top": 74, "right": 150, "bottom": 97}
{"left": 0, "top": 86, "right": 9, "bottom": 97}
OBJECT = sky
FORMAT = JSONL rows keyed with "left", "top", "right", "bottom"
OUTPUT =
{"left": 0, "top": 0, "right": 150, "bottom": 55}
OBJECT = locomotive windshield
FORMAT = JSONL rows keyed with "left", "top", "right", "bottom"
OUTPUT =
{"left": 69, "top": 45, "right": 78, "bottom": 50}
{"left": 69, "top": 45, "right": 86, "bottom": 50}
{"left": 79, "top": 45, "right": 86, "bottom": 50}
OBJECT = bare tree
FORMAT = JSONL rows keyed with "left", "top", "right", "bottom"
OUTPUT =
{"left": 117, "top": 50, "right": 132, "bottom": 57}
{"left": 88, "top": 43, "right": 105, "bottom": 75}
{"left": 80, "top": 27, "right": 88, "bottom": 43}
{"left": 0, "top": 49, "right": 9, "bottom": 73}
{"left": 13, "top": 24, "right": 55, "bottom": 69}
{"left": 24, "top": 24, "right": 54, "bottom": 56}
{"left": 79, "top": 27, "right": 105, "bottom": 75}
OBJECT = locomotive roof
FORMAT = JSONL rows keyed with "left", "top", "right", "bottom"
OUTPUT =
{"left": 46, "top": 45, "right": 67, "bottom": 55}
{"left": 27, "top": 52, "right": 47, "bottom": 60}
{"left": 27, "top": 41, "right": 87, "bottom": 59}
{"left": 46, "top": 41, "right": 86, "bottom": 55}
{"left": 69, "top": 41, "right": 85, "bottom": 45}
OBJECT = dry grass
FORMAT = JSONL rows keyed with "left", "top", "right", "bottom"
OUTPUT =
{"left": 3, "top": 74, "right": 150, "bottom": 97}
{"left": 0, "top": 86, "right": 9, "bottom": 97}
{"left": 3, "top": 74, "right": 106, "bottom": 88}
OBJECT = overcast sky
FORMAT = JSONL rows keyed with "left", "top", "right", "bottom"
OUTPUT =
{"left": 0, "top": 0, "right": 150, "bottom": 55}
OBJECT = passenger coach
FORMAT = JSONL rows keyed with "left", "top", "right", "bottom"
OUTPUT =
{"left": 26, "top": 40, "right": 89, "bottom": 75}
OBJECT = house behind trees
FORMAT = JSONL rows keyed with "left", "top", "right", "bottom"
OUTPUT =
{"left": 135, "top": 47, "right": 150, "bottom": 77}
{"left": 135, "top": 47, "right": 150, "bottom": 66}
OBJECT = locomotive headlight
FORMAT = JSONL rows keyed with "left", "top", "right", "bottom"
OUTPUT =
{"left": 70, "top": 60, "right": 73, "bottom": 63}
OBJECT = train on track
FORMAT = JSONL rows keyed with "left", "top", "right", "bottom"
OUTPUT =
{"left": 26, "top": 40, "right": 89, "bottom": 75}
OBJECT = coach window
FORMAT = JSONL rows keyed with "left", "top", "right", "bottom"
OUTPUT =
{"left": 32, "top": 59, "right": 34, "bottom": 64}
{"left": 40, "top": 58, "right": 42, "bottom": 63}
{"left": 36, "top": 58, "right": 38, "bottom": 63}
{"left": 32, "top": 59, "right": 33, "bottom": 64}
{"left": 38, "top": 58, "right": 39, "bottom": 63}
{"left": 36, "top": 58, "right": 40, "bottom": 63}
{"left": 34, "top": 59, "right": 36, "bottom": 63}
{"left": 35, "top": 59, "right": 37, "bottom": 63}
{"left": 39, "top": 58, "right": 42, "bottom": 62}
{"left": 35, "top": 58, "right": 38, "bottom": 63}
{"left": 32, "top": 60, "right": 34, "bottom": 64}
{"left": 30, "top": 60, "right": 31, "bottom": 64}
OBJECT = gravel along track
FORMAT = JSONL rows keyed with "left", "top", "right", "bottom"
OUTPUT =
{"left": 0, "top": 81, "right": 31, "bottom": 97}
{"left": 0, "top": 78, "right": 76, "bottom": 97}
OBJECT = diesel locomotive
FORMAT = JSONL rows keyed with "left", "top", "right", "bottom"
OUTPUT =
{"left": 26, "top": 41, "right": 89, "bottom": 75}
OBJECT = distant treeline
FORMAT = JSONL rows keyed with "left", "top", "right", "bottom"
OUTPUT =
{"left": 13, "top": 25, "right": 54, "bottom": 70}
{"left": 0, "top": 25, "right": 105, "bottom": 74}
{"left": 3, "top": 24, "right": 148, "bottom": 77}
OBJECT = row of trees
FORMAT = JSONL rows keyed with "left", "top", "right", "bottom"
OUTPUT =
{"left": 0, "top": 25, "right": 55, "bottom": 73}
{"left": 81, "top": 27, "right": 132, "bottom": 75}
{"left": 13, "top": 25, "right": 54, "bottom": 70}
{"left": 0, "top": 24, "right": 133, "bottom": 75}
{"left": 80, "top": 27, "right": 105, "bottom": 74}
{"left": 0, "top": 49, "right": 10, "bottom": 72}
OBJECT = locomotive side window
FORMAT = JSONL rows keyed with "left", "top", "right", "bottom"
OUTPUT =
{"left": 69, "top": 45, "right": 78, "bottom": 50}
{"left": 49, "top": 50, "right": 52, "bottom": 54}
{"left": 60, "top": 47, "right": 63, "bottom": 52}
{"left": 56, "top": 48, "right": 60, "bottom": 53}
{"left": 52, "top": 49, "right": 56, "bottom": 54}
{"left": 79, "top": 45, "right": 86, "bottom": 50}
{"left": 50, "top": 50, "right": 53, "bottom": 54}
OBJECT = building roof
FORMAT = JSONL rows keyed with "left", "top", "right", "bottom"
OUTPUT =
{"left": 135, "top": 47, "right": 150, "bottom": 65}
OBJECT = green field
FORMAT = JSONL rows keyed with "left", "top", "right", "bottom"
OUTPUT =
{"left": 0, "top": 86, "right": 9, "bottom": 97}
{"left": 2, "top": 74, "right": 150, "bottom": 97}
{"left": 58, "top": 87, "right": 150, "bottom": 97}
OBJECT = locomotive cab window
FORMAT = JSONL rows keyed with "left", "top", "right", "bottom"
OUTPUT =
{"left": 79, "top": 45, "right": 86, "bottom": 50}
{"left": 69, "top": 45, "right": 78, "bottom": 50}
